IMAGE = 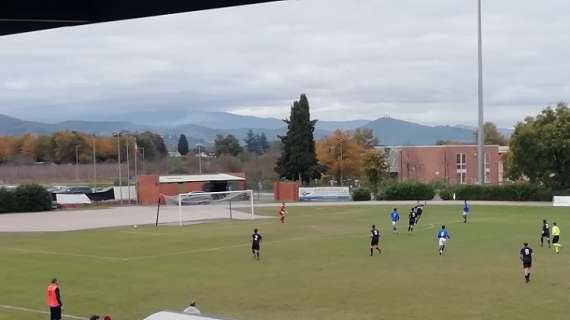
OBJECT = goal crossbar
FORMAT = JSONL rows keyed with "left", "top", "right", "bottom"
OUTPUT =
{"left": 163, "top": 190, "right": 255, "bottom": 225}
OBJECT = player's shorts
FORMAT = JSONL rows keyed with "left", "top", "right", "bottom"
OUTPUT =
{"left": 409, "top": 219, "right": 415, "bottom": 225}
{"left": 522, "top": 259, "right": 532, "bottom": 268}
{"left": 438, "top": 238, "right": 447, "bottom": 247}
{"left": 371, "top": 238, "right": 379, "bottom": 246}
{"left": 553, "top": 236, "right": 560, "bottom": 244}
{"left": 462, "top": 211, "right": 469, "bottom": 216}
{"left": 541, "top": 232, "right": 550, "bottom": 238}
{"left": 252, "top": 243, "right": 260, "bottom": 251}
{"left": 391, "top": 221, "right": 397, "bottom": 227}
{"left": 50, "top": 307, "right": 62, "bottom": 320}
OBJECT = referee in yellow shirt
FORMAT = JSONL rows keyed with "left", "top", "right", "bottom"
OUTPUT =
{"left": 552, "top": 222, "right": 561, "bottom": 254}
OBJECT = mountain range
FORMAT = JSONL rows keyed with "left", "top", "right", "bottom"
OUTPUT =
{"left": 0, "top": 112, "right": 513, "bottom": 147}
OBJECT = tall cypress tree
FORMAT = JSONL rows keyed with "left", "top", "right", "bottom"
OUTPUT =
{"left": 177, "top": 134, "right": 189, "bottom": 156}
{"left": 275, "top": 94, "right": 323, "bottom": 182}
{"left": 244, "top": 129, "right": 258, "bottom": 153}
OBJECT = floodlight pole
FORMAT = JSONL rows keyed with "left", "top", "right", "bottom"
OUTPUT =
{"left": 114, "top": 132, "right": 123, "bottom": 206}
{"left": 126, "top": 135, "right": 130, "bottom": 205}
{"left": 75, "top": 145, "right": 79, "bottom": 181}
{"left": 197, "top": 144, "right": 203, "bottom": 174}
{"left": 92, "top": 135, "right": 97, "bottom": 190}
{"left": 477, "top": 0, "right": 485, "bottom": 185}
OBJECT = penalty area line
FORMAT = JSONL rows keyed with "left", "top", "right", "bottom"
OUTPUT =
{"left": 0, "top": 304, "right": 88, "bottom": 320}
{"left": 0, "top": 246, "right": 128, "bottom": 262}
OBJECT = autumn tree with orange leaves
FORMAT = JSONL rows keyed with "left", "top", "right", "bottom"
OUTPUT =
{"left": 316, "top": 130, "right": 366, "bottom": 185}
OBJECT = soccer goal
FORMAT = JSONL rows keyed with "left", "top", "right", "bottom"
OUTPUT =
{"left": 159, "top": 190, "right": 255, "bottom": 226}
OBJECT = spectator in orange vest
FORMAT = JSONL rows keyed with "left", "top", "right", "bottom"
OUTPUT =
{"left": 47, "top": 278, "right": 63, "bottom": 320}
{"left": 279, "top": 202, "right": 287, "bottom": 223}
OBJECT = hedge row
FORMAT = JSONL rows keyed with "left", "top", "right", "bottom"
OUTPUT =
{"left": 352, "top": 187, "right": 372, "bottom": 201}
{"left": 0, "top": 184, "right": 52, "bottom": 214}
{"left": 439, "top": 184, "right": 555, "bottom": 201}
{"left": 377, "top": 182, "right": 436, "bottom": 200}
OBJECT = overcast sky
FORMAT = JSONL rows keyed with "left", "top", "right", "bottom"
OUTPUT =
{"left": 0, "top": 0, "right": 569, "bottom": 127}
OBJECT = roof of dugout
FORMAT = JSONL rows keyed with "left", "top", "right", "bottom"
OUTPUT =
{"left": 0, "top": 0, "right": 282, "bottom": 36}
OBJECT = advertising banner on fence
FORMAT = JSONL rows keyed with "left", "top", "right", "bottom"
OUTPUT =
{"left": 553, "top": 196, "right": 570, "bottom": 207}
{"left": 299, "top": 187, "right": 351, "bottom": 201}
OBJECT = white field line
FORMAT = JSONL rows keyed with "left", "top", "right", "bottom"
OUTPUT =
{"left": 0, "top": 246, "right": 127, "bottom": 262}
{"left": 126, "top": 225, "right": 437, "bottom": 260}
{"left": 0, "top": 304, "right": 88, "bottom": 320}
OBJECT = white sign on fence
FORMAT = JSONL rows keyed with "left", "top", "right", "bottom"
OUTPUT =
{"left": 56, "top": 194, "right": 91, "bottom": 205}
{"left": 299, "top": 187, "right": 351, "bottom": 201}
{"left": 113, "top": 186, "right": 138, "bottom": 201}
{"left": 553, "top": 196, "right": 570, "bottom": 207}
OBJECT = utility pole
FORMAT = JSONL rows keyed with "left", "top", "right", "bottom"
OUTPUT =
{"left": 125, "top": 135, "right": 130, "bottom": 205}
{"left": 197, "top": 144, "right": 203, "bottom": 174}
{"left": 141, "top": 147, "right": 145, "bottom": 174}
{"left": 92, "top": 136, "right": 97, "bottom": 190}
{"left": 114, "top": 132, "right": 123, "bottom": 206}
{"left": 75, "top": 145, "right": 79, "bottom": 181}
{"left": 477, "top": 0, "right": 485, "bottom": 185}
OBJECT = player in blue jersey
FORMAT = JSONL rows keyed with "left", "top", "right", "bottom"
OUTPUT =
{"left": 390, "top": 208, "right": 400, "bottom": 234}
{"left": 462, "top": 200, "right": 470, "bottom": 223}
{"left": 437, "top": 225, "right": 451, "bottom": 255}
{"left": 370, "top": 225, "right": 382, "bottom": 256}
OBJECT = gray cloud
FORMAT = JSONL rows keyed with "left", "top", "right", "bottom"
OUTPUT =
{"left": 0, "top": 0, "right": 569, "bottom": 127}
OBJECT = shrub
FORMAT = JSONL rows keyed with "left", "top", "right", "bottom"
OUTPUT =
{"left": 352, "top": 187, "right": 372, "bottom": 201}
{"left": 439, "top": 184, "right": 554, "bottom": 201}
{"left": 378, "top": 182, "right": 435, "bottom": 200}
{"left": 0, "top": 184, "right": 52, "bottom": 214}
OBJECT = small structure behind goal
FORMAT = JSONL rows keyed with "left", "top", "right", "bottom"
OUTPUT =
{"left": 159, "top": 190, "right": 255, "bottom": 225}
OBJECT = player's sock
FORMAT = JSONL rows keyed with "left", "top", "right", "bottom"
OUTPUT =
{"left": 370, "top": 248, "right": 373, "bottom": 256}
{"left": 540, "top": 238, "right": 544, "bottom": 246}
{"left": 548, "top": 240, "right": 551, "bottom": 248}
{"left": 377, "top": 247, "right": 381, "bottom": 254}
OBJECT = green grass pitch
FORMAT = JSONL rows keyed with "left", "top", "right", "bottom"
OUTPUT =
{"left": 0, "top": 204, "right": 568, "bottom": 320}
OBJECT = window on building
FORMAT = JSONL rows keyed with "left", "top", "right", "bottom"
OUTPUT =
{"left": 484, "top": 153, "right": 491, "bottom": 184}
{"left": 456, "top": 153, "right": 466, "bottom": 184}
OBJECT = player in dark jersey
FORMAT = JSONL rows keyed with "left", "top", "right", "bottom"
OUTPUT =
{"left": 251, "top": 228, "right": 263, "bottom": 260}
{"left": 370, "top": 225, "right": 381, "bottom": 256}
{"left": 414, "top": 202, "right": 424, "bottom": 225}
{"left": 520, "top": 242, "right": 534, "bottom": 283}
{"left": 408, "top": 209, "right": 417, "bottom": 232}
{"left": 540, "top": 219, "right": 551, "bottom": 248}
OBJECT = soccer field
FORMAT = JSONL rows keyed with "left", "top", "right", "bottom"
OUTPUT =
{"left": 1, "top": 204, "right": 568, "bottom": 320}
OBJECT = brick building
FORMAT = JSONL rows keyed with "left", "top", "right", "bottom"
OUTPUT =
{"left": 378, "top": 145, "right": 509, "bottom": 185}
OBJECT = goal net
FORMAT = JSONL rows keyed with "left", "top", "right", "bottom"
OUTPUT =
{"left": 159, "top": 190, "right": 255, "bottom": 225}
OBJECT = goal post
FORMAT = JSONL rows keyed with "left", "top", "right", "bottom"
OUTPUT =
{"left": 160, "top": 190, "right": 255, "bottom": 226}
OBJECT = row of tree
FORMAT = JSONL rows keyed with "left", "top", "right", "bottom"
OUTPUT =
{"left": 177, "top": 130, "right": 271, "bottom": 158}
{"left": 0, "top": 131, "right": 168, "bottom": 165}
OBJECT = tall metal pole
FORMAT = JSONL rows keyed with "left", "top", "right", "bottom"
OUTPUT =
{"left": 198, "top": 144, "right": 202, "bottom": 174}
{"left": 134, "top": 138, "right": 138, "bottom": 182}
{"left": 116, "top": 133, "right": 123, "bottom": 206}
{"left": 75, "top": 145, "right": 79, "bottom": 181}
{"left": 141, "top": 147, "right": 145, "bottom": 174}
{"left": 92, "top": 136, "right": 97, "bottom": 190}
{"left": 126, "top": 135, "right": 131, "bottom": 204}
{"left": 477, "top": 0, "right": 485, "bottom": 185}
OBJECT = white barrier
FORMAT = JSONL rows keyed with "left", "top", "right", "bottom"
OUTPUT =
{"left": 553, "top": 196, "right": 570, "bottom": 207}
{"left": 56, "top": 194, "right": 91, "bottom": 205}
{"left": 113, "top": 186, "right": 137, "bottom": 201}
